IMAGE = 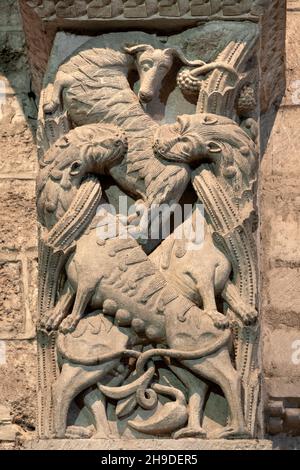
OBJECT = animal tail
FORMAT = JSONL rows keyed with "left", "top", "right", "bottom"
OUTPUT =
{"left": 100, "top": 330, "right": 231, "bottom": 409}
{"left": 135, "top": 330, "right": 231, "bottom": 375}
{"left": 56, "top": 332, "right": 141, "bottom": 365}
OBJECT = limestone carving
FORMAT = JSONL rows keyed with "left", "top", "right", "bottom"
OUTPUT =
{"left": 36, "top": 23, "right": 260, "bottom": 440}
{"left": 24, "top": 0, "right": 272, "bottom": 20}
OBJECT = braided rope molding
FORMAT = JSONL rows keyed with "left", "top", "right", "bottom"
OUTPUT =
{"left": 23, "top": 1, "right": 271, "bottom": 20}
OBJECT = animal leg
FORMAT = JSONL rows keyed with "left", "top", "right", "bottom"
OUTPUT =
{"left": 222, "top": 280, "right": 257, "bottom": 325}
{"left": 40, "top": 281, "right": 74, "bottom": 332}
{"left": 52, "top": 361, "right": 117, "bottom": 438}
{"left": 180, "top": 349, "right": 248, "bottom": 439}
{"left": 59, "top": 284, "right": 95, "bottom": 334}
{"left": 83, "top": 388, "right": 112, "bottom": 439}
{"left": 43, "top": 72, "right": 73, "bottom": 114}
{"left": 169, "top": 365, "right": 208, "bottom": 439}
{"left": 197, "top": 265, "right": 229, "bottom": 330}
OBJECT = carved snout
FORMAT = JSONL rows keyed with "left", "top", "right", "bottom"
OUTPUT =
{"left": 138, "top": 90, "right": 153, "bottom": 104}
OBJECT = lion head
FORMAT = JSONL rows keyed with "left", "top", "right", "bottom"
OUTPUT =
{"left": 153, "top": 113, "right": 258, "bottom": 208}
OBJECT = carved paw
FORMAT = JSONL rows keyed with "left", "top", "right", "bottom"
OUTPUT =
{"left": 59, "top": 315, "right": 81, "bottom": 334}
{"left": 43, "top": 100, "right": 59, "bottom": 115}
{"left": 173, "top": 426, "right": 207, "bottom": 439}
{"left": 209, "top": 425, "right": 251, "bottom": 440}
{"left": 207, "top": 310, "right": 229, "bottom": 330}
{"left": 238, "top": 307, "right": 258, "bottom": 326}
{"left": 65, "top": 425, "right": 94, "bottom": 439}
{"left": 39, "top": 308, "right": 66, "bottom": 332}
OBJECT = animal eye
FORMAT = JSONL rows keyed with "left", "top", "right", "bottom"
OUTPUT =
{"left": 140, "top": 60, "right": 152, "bottom": 72}
{"left": 159, "top": 64, "right": 170, "bottom": 71}
{"left": 70, "top": 161, "right": 82, "bottom": 175}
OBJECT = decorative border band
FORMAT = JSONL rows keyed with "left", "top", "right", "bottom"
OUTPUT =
{"left": 23, "top": 0, "right": 271, "bottom": 21}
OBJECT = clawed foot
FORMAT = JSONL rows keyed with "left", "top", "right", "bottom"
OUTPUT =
{"left": 59, "top": 314, "right": 81, "bottom": 334}
{"left": 207, "top": 310, "right": 229, "bottom": 330}
{"left": 209, "top": 425, "right": 251, "bottom": 439}
{"left": 173, "top": 426, "right": 207, "bottom": 439}
{"left": 65, "top": 425, "right": 94, "bottom": 439}
{"left": 43, "top": 100, "right": 59, "bottom": 115}
{"left": 38, "top": 308, "right": 66, "bottom": 333}
{"left": 238, "top": 307, "right": 258, "bottom": 326}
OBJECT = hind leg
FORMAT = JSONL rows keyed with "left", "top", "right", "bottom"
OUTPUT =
{"left": 43, "top": 72, "right": 73, "bottom": 114}
{"left": 222, "top": 280, "right": 257, "bottom": 326}
{"left": 196, "top": 264, "right": 229, "bottom": 330}
{"left": 52, "top": 361, "right": 117, "bottom": 438}
{"left": 181, "top": 349, "right": 248, "bottom": 439}
{"left": 83, "top": 388, "right": 112, "bottom": 439}
{"left": 168, "top": 364, "right": 208, "bottom": 438}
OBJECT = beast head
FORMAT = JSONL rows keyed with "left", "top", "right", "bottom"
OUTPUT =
{"left": 153, "top": 113, "right": 258, "bottom": 216}
{"left": 37, "top": 123, "right": 127, "bottom": 229}
{"left": 153, "top": 113, "right": 257, "bottom": 185}
{"left": 124, "top": 44, "right": 205, "bottom": 105}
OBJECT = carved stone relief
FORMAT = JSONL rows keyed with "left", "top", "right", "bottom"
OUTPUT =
{"left": 36, "top": 19, "right": 262, "bottom": 441}
{"left": 23, "top": 0, "right": 272, "bottom": 19}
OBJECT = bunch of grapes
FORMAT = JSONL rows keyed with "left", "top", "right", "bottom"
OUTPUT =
{"left": 177, "top": 69, "right": 201, "bottom": 96}
{"left": 236, "top": 85, "right": 256, "bottom": 116}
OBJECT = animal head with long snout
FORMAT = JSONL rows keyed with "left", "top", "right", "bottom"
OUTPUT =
{"left": 124, "top": 44, "right": 205, "bottom": 105}
{"left": 37, "top": 123, "right": 127, "bottom": 229}
{"left": 153, "top": 113, "right": 258, "bottom": 194}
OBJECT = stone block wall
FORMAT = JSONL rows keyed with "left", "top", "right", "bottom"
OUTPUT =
{"left": 0, "top": 0, "right": 38, "bottom": 446}
{"left": 261, "top": 0, "right": 300, "bottom": 437}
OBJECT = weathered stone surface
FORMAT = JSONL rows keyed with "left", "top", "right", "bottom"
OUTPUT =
{"left": 34, "top": 20, "right": 261, "bottom": 441}
{"left": 265, "top": 377, "right": 300, "bottom": 399}
{"left": 282, "top": 12, "right": 300, "bottom": 107}
{"left": 0, "top": 404, "right": 11, "bottom": 425}
{"left": 266, "top": 268, "right": 300, "bottom": 314}
{"left": 0, "top": 0, "right": 298, "bottom": 449}
{"left": 0, "top": 341, "right": 36, "bottom": 435}
{"left": 0, "top": 1, "right": 38, "bottom": 446}
{"left": 263, "top": 328, "right": 300, "bottom": 378}
{"left": 0, "top": 123, "right": 36, "bottom": 175}
{"left": 21, "top": 0, "right": 272, "bottom": 20}
{"left": 27, "top": 438, "right": 273, "bottom": 450}
{"left": 0, "top": 260, "right": 25, "bottom": 336}
{"left": 18, "top": 0, "right": 283, "bottom": 105}
{"left": 0, "top": 0, "right": 21, "bottom": 26}
{"left": 0, "top": 180, "right": 37, "bottom": 251}
{"left": 260, "top": 6, "right": 300, "bottom": 437}
{"left": 27, "top": 256, "right": 38, "bottom": 326}
{"left": 261, "top": 108, "right": 300, "bottom": 180}
{"left": 0, "top": 424, "right": 22, "bottom": 442}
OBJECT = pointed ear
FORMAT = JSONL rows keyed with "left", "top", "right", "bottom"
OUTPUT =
{"left": 206, "top": 141, "right": 222, "bottom": 153}
{"left": 123, "top": 44, "right": 153, "bottom": 55}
